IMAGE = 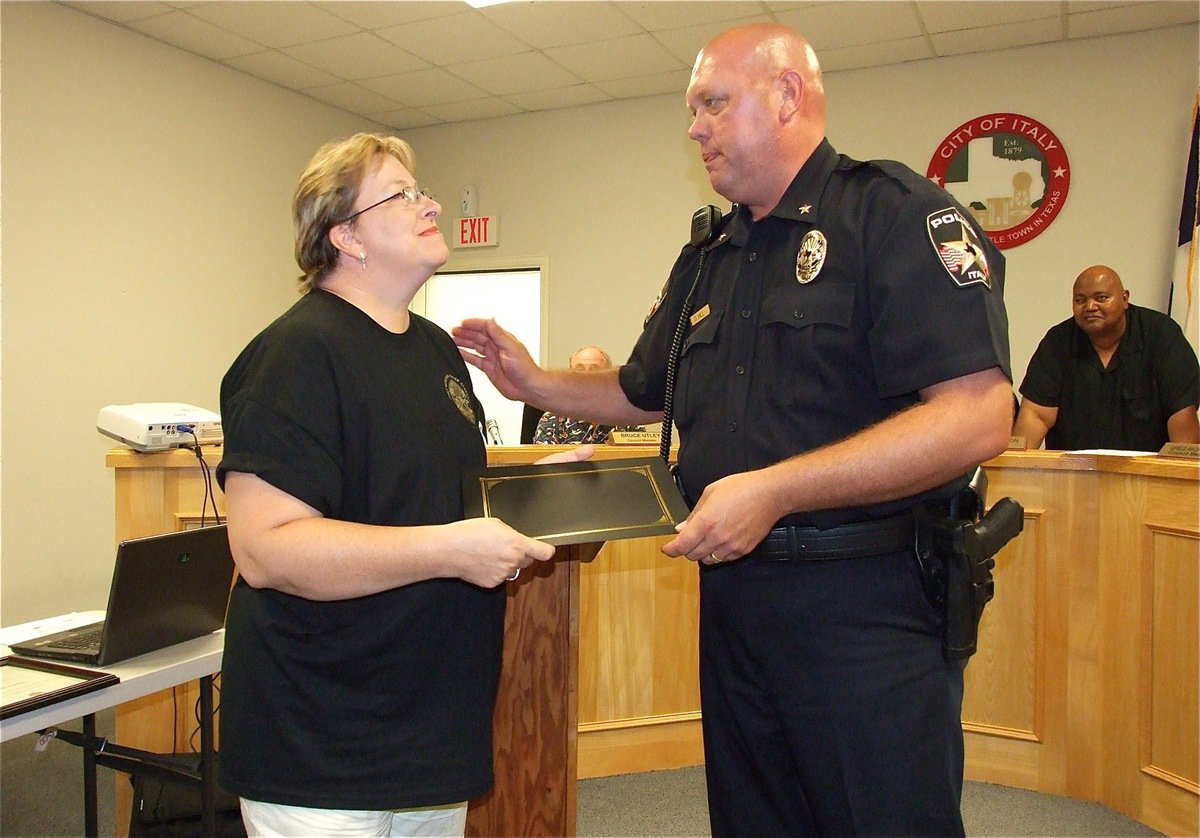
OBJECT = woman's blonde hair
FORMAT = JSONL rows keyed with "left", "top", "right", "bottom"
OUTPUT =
{"left": 292, "top": 133, "right": 416, "bottom": 291}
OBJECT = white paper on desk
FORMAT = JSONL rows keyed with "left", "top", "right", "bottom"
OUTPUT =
{"left": 0, "top": 665, "right": 88, "bottom": 704}
{"left": 1067, "top": 449, "right": 1157, "bottom": 457}
{"left": 0, "top": 612, "right": 104, "bottom": 647}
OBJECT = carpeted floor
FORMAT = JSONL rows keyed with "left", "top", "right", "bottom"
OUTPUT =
{"left": 1, "top": 729, "right": 1168, "bottom": 837}
{"left": 576, "top": 766, "right": 1167, "bottom": 837}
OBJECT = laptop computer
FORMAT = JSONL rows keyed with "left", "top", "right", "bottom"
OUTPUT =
{"left": 10, "top": 525, "right": 235, "bottom": 667}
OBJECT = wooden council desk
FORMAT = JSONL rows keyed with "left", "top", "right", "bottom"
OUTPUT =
{"left": 108, "top": 447, "right": 1198, "bottom": 837}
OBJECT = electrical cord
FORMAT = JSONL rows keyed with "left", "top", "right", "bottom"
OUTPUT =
{"left": 179, "top": 427, "right": 222, "bottom": 526}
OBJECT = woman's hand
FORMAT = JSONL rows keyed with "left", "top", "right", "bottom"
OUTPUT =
{"left": 533, "top": 443, "right": 595, "bottom": 465}
{"left": 443, "top": 518, "right": 555, "bottom": 588}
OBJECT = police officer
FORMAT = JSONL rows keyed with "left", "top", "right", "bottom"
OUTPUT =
{"left": 455, "top": 23, "right": 1013, "bottom": 837}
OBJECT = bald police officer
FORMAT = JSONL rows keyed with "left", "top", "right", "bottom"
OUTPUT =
{"left": 455, "top": 23, "right": 1012, "bottom": 837}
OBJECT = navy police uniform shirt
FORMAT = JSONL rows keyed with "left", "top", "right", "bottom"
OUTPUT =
{"left": 619, "top": 139, "right": 1011, "bottom": 529}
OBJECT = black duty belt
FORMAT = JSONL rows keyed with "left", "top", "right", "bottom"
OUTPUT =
{"left": 748, "top": 512, "right": 915, "bottom": 561}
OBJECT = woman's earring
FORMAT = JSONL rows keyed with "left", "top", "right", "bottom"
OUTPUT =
{"left": 359, "top": 251, "right": 367, "bottom": 271}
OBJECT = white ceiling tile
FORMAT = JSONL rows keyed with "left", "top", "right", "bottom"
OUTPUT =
{"left": 1070, "top": 1, "right": 1141, "bottom": 11}
{"left": 932, "top": 16, "right": 1063, "bottom": 56}
{"left": 63, "top": 0, "right": 1200, "bottom": 130}
{"left": 370, "top": 108, "right": 447, "bottom": 132}
{"left": 360, "top": 68, "right": 489, "bottom": 108}
{"left": 185, "top": 1, "right": 360, "bottom": 48}
{"left": 449, "top": 52, "right": 584, "bottom": 95}
{"left": 504, "top": 84, "right": 611, "bottom": 111}
{"left": 1068, "top": 0, "right": 1199, "bottom": 37}
{"left": 917, "top": 1, "right": 1062, "bottom": 33}
{"left": 224, "top": 49, "right": 342, "bottom": 89}
{"left": 369, "top": 109, "right": 446, "bottom": 132}
{"left": 282, "top": 32, "right": 428, "bottom": 79}
{"left": 594, "top": 69, "right": 693, "bottom": 99}
{"left": 316, "top": 0, "right": 468, "bottom": 29}
{"left": 301, "top": 81, "right": 403, "bottom": 113}
{"left": 761, "top": 0, "right": 837, "bottom": 10}
{"left": 652, "top": 13, "right": 775, "bottom": 64}
{"left": 484, "top": 1, "right": 643, "bottom": 48}
{"left": 616, "top": 1, "right": 770, "bottom": 31}
{"left": 421, "top": 98, "right": 524, "bottom": 123}
{"left": 546, "top": 33, "right": 687, "bottom": 81}
{"left": 127, "top": 10, "right": 265, "bottom": 59}
{"left": 64, "top": 1, "right": 176, "bottom": 24}
{"left": 773, "top": 1, "right": 925, "bottom": 49}
{"left": 817, "top": 35, "right": 933, "bottom": 72}
{"left": 376, "top": 11, "right": 533, "bottom": 65}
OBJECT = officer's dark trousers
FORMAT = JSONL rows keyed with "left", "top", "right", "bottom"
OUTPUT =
{"left": 698, "top": 548, "right": 966, "bottom": 838}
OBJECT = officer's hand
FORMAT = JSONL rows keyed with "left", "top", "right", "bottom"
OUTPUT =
{"left": 453, "top": 318, "right": 540, "bottom": 402}
{"left": 662, "top": 471, "right": 782, "bottom": 564}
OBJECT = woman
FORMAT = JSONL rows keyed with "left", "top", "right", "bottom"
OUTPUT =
{"left": 216, "top": 133, "right": 585, "bottom": 836}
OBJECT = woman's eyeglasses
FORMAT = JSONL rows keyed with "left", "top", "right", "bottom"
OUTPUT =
{"left": 338, "top": 186, "right": 435, "bottom": 224}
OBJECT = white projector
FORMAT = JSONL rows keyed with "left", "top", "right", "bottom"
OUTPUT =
{"left": 97, "top": 402, "right": 223, "bottom": 452}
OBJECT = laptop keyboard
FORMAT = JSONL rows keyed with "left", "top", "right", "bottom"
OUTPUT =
{"left": 54, "top": 627, "right": 103, "bottom": 650}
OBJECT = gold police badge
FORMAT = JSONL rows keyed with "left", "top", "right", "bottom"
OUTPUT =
{"left": 796, "top": 230, "right": 827, "bottom": 284}
{"left": 444, "top": 375, "right": 477, "bottom": 425}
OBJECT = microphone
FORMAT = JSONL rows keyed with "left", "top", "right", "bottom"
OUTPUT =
{"left": 485, "top": 419, "right": 503, "bottom": 445}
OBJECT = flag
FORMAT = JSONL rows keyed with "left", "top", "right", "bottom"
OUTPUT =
{"left": 1168, "top": 92, "right": 1199, "bottom": 354}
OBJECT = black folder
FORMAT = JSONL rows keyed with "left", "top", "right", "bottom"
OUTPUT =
{"left": 463, "top": 457, "right": 690, "bottom": 545}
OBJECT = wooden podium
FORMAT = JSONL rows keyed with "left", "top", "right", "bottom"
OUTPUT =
{"left": 466, "top": 541, "right": 600, "bottom": 837}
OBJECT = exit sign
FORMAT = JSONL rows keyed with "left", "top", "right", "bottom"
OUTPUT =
{"left": 455, "top": 215, "right": 499, "bottom": 248}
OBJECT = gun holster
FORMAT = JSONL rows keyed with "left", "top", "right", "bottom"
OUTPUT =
{"left": 915, "top": 471, "right": 1025, "bottom": 661}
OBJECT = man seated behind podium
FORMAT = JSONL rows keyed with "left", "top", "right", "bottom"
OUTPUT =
{"left": 1014, "top": 264, "right": 1200, "bottom": 450}
{"left": 532, "top": 346, "right": 645, "bottom": 444}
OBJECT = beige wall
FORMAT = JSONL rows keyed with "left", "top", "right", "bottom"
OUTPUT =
{"left": 0, "top": 2, "right": 373, "bottom": 623}
{"left": 409, "top": 24, "right": 1198, "bottom": 382}
{"left": 2, "top": 1, "right": 1196, "bottom": 624}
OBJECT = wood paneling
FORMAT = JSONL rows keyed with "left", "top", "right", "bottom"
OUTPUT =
{"left": 974, "top": 453, "right": 1199, "bottom": 837}
{"left": 110, "top": 447, "right": 1199, "bottom": 836}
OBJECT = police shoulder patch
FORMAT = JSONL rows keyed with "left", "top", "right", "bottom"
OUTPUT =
{"left": 926, "top": 207, "right": 992, "bottom": 289}
{"left": 645, "top": 278, "right": 670, "bottom": 326}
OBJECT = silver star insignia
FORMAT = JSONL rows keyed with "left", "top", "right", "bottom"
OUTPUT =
{"left": 799, "top": 204, "right": 812, "bottom": 214}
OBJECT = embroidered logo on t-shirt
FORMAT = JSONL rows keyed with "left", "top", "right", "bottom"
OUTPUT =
{"left": 444, "top": 375, "right": 477, "bottom": 425}
{"left": 927, "top": 208, "right": 992, "bottom": 289}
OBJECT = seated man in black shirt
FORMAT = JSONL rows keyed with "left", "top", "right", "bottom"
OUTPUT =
{"left": 1014, "top": 264, "right": 1200, "bottom": 450}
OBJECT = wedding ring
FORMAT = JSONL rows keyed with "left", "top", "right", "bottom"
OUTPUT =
{"left": 507, "top": 568, "right": 521, "bottom": 582}
{"left": 710, "top": 552, "right": 719, "bottom": 563}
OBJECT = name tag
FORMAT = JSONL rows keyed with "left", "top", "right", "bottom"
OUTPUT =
{"left": 1158, "top": 442, "right": 1199, "bottom": 459}
{"left": 689, "top": 304, "right": 711, "bottom": 327}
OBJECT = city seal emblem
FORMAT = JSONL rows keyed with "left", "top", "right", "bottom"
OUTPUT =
{"left": 444, "top": 375, "right": 477, "bottom": 425}
{"left": 926, "top": 112, "right": 1070, "bottom": 250}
